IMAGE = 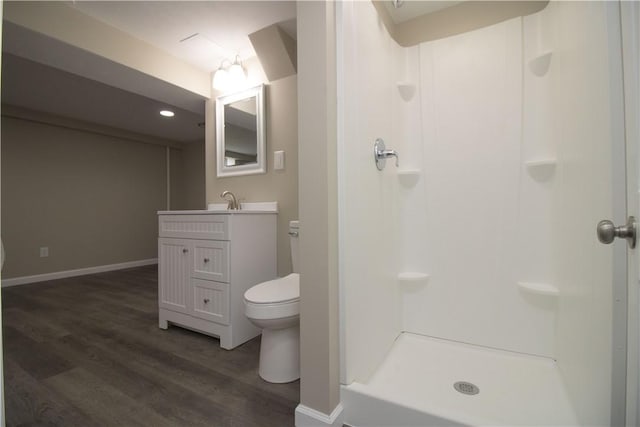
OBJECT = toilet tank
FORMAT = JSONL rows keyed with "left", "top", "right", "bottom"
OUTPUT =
{"left": 289, "top": 220, "right": 300, "bottom": 273}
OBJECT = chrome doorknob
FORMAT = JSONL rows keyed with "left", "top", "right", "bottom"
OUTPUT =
{"left": 597, "top": 216, "right": 636, "bottom": 249}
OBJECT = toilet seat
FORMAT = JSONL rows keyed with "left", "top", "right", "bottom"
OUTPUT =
{"left": 245, "top": 299, "right": 299, "bottom": 321}
{"left": 244, "top": 273, "right": 300, "bottom": 320}
{"left": 244, "top": 273, "right": 299, "bottom": 304}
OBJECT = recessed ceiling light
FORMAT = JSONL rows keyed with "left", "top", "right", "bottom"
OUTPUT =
{"left": 160, "top": 110, "right": 175, "bottom": 117}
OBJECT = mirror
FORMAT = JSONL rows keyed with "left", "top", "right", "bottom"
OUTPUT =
{"left": 216, "top": 84, "right": 266, "bottom": 177}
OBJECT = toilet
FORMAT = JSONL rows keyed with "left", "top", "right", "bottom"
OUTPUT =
{"left": 244, "top": 220, "right": 300, "bottom": 383}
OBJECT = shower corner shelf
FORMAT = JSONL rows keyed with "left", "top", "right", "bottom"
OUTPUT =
{"left": 397, "top": 169, "right": 421, "bottom": 187}
{"left": 396, "top": 81, "right": 416, "bottom": 102}
{"left": 525, "top": 159, "right": 557, "bottom": 182}
{"left": 528, "top": 51, "right": 553, "bottom": 77}
{"left": 398, "top": 272, "right": 430, "bottom": 286}
{"left": 517, "top": 281, "right": 558, "bottom": 297}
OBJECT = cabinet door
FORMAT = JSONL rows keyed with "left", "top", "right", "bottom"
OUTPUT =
{"left": 158, "top": 238, "right": 190, "bottom": 313}
{"left": 192, "top": 240, "right": 230, "bottom": 283}
{"left": 190, "top": 279, "right": 229, "bottom": 324}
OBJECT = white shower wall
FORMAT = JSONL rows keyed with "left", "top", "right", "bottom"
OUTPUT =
{"left": 537, "top": 2, "right": 621, "bottom": 424}
{"left": 342, "top": 4, "right": 623, "bottom": 424}
{"left": 400, "top": 17, "right": 556, "bottom": 358}
{"left": 340, "top": 0, "right": 402, "bottom": 384}
{"left": 341, "top": 1, "right": 557, "bottom": 383}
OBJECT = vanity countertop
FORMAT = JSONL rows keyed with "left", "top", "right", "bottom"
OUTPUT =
{"left": 158, "top": 202, "right": 278, "bottom": 215}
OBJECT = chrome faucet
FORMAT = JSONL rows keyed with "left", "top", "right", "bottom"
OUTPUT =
{"left": 220, "top": 191, "right": 240, "bottom": 210}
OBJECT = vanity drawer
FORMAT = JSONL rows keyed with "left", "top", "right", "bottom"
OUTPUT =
{"left": 190, "top": 279, "right": 229, "bottom": 324}
{"left": 159, "top": 215, "right": 229, "bottom": 240}
{"left": 192, "top": 241, "right": 230, "bottom": 283}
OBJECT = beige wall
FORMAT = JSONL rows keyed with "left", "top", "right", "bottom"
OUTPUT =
{"left": 0, "top": 114, "right": 192, "bottom": 279}
{"left": 181, "top": 141, "right": 206, "bottom": 210}
{"left": 205, "top": 76, "right": 298, "bottom": 277}
{"left": 169, "top": 147, "right": 185, "bottom": 210}
{"left": 169, "top": 143, "right": 205, "bottom": 211}
{"left": 297, "top": 0, "right": 340, "bottom": 417}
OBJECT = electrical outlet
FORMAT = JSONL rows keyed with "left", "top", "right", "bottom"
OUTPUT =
{"left": 40, "top": 247, "right": 49, "bottom": 258}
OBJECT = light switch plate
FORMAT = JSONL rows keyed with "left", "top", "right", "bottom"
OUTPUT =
{"left": 274, "top": 150, "right": 285, "bottom": 170}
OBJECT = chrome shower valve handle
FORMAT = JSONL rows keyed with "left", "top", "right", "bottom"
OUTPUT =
{"left": 374, "top": 138, "right": 399, "bottom": 171}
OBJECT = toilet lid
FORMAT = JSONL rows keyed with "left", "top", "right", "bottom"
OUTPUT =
{"left": 245, "top": 273, "right": 300, "bottom": 304}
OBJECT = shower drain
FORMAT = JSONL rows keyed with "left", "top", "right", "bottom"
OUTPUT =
{"left": 453, "top": 381, "right": 480, "bottom": 395}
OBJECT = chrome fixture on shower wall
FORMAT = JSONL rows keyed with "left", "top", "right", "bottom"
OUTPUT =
{"left": 374, "top": 138, "right": 399, "bottom": 171}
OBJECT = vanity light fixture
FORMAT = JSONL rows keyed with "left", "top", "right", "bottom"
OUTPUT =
{"left": 212, "top": 59, "right": 230, "bottom": 90}
{"left": 212, "top": 55, "right": 247, "bottom": 91}
{"left": 228, "top": 55, "right": 246, "bottom": 88}
{"left": 160, "top": 110, "right": 175, "bottom": 117}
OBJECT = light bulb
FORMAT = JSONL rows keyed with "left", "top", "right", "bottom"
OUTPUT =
{"left": 228, "top": 56, "right": 246, "bottom": 89}
{"left": 212, "top": 68, "right": 229, "bottom": 90}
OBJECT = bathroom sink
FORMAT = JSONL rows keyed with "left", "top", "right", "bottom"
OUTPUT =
{"left": 207, "top": 202, "right": 278, "bottom": 213}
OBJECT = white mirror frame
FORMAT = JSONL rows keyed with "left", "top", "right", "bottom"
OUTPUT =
{"left": 216, "top": 84, "right": 266, "bottom": 177}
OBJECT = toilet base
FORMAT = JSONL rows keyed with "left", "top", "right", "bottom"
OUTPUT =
{"left": 259, "top": 324, "right": 300, "bottom": 383}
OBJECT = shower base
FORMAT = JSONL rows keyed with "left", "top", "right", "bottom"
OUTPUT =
{"left": 341, "top": 333, "right": 577, "bottom": 426}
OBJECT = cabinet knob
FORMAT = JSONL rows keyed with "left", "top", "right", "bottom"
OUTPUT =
{"left": 203, "top": 258, "right": 210, "bottom": 263}
{"left": 203, "top": 298, "right": 210, "bottom": 304}
{"left": 182, "top": 248, "right": 188, "bottom": 254}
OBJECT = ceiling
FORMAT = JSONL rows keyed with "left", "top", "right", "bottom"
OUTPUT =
{"left": 1, "top": 1, "right": 454, "bottom": 144}
{"left": 1, "top": 1, "right": 297, "bottom": 144}
{"left": 68, "top": 1, "right": 297, "bottom": 73}
{"left": 2, "top": 53, "right": 206, "bottom": 143}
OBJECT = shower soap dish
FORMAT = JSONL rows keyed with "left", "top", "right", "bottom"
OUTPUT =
{"left": 528, "top": 51, "right": 553, "bottom": 77}
{"left": 396, "top": 82, "right": 416, "bottom": 102}
{"left": 397, "top": 169, "right": 421, "bottom": 187}
{"left": 398, "top": 272, "right": 430, "bottom": 287}
{"left": 517, "top": 281, "right": 558, "bottom": 297}
{"left": 525, "top": 159, "right": 556, "bottom": 182}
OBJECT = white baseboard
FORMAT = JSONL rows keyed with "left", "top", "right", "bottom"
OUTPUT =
{"left": 1, "top": 259, "right": 158, "bottom": 287}
{"left": 295, "top": 403, "right": 344, "bottom": 427}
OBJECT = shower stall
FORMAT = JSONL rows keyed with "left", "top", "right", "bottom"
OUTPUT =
{"left": 338, "top": 1, "right": 638, "bottom": 426}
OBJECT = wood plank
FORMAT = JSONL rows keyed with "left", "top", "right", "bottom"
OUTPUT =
{"left": 2, "top": 265, "right": 299, "bottom": 426}
{"left": 137, "top": 325, "right": 301, "bottom": 403}
{"left": 44, "top": 367, "right": 177, "bottom": 427}
{"left": 39, "top": 315, "right": 292, "bottom": 426}
{"left": 79, "top": 326, "right": 297, "bottom": 426}
{"left": 4, "top": 357, "right": 97, "bottom": 427}
{"left": 3, "top": 325, "right": 73, "bottom": 380}
{"left": 3, "top": 307, "right": 70, "bottom": 342}
{"left": 1, "top": 290, "right": 49, "bottom": 311}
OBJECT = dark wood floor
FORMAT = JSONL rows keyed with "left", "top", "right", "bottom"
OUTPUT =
{"left": 2, "top": 265, "right": 299, "bottom": 427}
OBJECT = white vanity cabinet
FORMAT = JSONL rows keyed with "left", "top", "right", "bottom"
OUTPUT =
{"left": 157, "top": 210, "right": 277, "bottom": 350}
